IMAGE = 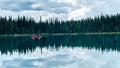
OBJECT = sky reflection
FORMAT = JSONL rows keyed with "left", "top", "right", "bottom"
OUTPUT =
{"left": 0, "top": 47, "right": 120, "bottom": 68}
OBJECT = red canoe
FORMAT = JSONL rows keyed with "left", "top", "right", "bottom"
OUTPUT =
{"left": 31, "top": 35, "right": 42, "bottom": 39}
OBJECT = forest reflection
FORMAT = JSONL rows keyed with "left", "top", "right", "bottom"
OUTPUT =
{"left": 0, "top": 34, "right": 120, "bottom": 55}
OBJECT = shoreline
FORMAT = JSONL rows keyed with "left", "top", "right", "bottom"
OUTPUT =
{"left": 0, "top": 32, "right": 120, "bottom": 36}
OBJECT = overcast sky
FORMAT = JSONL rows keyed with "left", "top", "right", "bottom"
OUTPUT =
{"left": 0, "top": 0, "right": 120, "bottom": 21}
{"left": 1, "top": 47, "right": 120, "bottom": 68}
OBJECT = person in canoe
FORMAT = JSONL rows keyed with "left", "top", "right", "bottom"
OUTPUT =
{"left": 31, "top": 34, "right": 42, "bottom": 39}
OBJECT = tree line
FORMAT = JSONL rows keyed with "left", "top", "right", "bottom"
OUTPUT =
{"left": 0, "top": 14, "right": 120, "bottom": 34}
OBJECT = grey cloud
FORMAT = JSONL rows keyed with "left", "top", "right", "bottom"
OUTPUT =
{"left": 1, "top": 58, "right": 45, "bottom": 68}
{"left": 0, "top": 0, "right": 81, "bottom": 14}
{"left": 1, "top": 47, "right": 120, "bottom": 68}
{"left": 0, "top": 54, "right": 76, "bottom": 68}
{"left": 0, "top": 0, "right": 120, "bottom": 20}
{"left": 0, "top": 1, "right": 34, "bottom": 11}
{"left": 31, "top": 0, "right": 76, "bottom": 14}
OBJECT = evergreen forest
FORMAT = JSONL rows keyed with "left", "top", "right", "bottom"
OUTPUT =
{"left": 0, "top": 14, "right": 120, "bottom": 34}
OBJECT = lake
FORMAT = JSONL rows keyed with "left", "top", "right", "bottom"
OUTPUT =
{"left": 0, "top": 34, "right": 120, "bottom": 68}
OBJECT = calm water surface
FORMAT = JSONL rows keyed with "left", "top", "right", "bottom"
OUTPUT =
{"left": 0, "top": 35, "right": 120, "bottom": 68}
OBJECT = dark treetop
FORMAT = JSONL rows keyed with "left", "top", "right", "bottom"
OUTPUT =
{"left": 0, "top": 14, "right": 120, "bottom": 34}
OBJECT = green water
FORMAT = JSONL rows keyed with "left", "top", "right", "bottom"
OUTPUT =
{"left": 0, "top": 34, "right": 120, "bottom": 68}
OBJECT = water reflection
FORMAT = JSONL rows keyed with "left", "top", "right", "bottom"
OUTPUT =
{"left": 1, "top": 47, "right": 120, "bottom": 68}
{"left": 0, "top": 35, "right": 120, "bottom": 68}
{"left": 0, "top": 34, "right": 120, "bottom": 54}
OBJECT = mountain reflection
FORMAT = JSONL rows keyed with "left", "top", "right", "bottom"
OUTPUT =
{"left": 0, "top": 34, "right": 120, "bottom": 54}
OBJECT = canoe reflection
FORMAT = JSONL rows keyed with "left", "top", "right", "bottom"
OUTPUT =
{"left": 0, "top": 34, "right": 120, "bottom": 54}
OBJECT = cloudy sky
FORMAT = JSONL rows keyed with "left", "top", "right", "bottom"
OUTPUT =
{"left": 0, "top": 0, "right": 120, "bottom": 21}
{"left": 0, "top": 47, "right": 120, "bottom": 68}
